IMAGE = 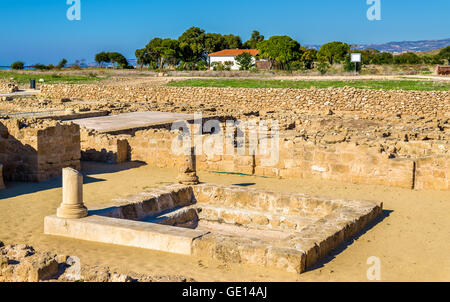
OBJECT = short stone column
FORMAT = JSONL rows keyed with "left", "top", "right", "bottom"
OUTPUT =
{"left": 0, "top": 164, "right": 5, "bottom": 190}
{"left": 177, "top": 148, "right": 199, "bottom": 185}
{"left": 57, "top": 168, "right": 88, "bottom": 219}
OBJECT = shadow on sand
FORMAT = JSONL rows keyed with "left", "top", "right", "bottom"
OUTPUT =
{"left": 0, "top": 161, "right": 146, "bottom": 199}
{"left": 305, "top": 209, "right": 393, "bottom": 273}
{"left": 81, "top": 161, "right": 146, "bottom": 176}
{"left": 232, "top": 183, "right": 257, "bottom": 187}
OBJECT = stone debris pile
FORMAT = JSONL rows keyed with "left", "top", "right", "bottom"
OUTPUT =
{"left": 0, "top": 241, "right": 194, "bottom": 282}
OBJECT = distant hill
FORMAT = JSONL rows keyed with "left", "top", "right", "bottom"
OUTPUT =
{"left": 306, "top": 38, "right": 449, "bottom": 53}
{"left": 352, "top": 38, "right": 450, "bottom": 53}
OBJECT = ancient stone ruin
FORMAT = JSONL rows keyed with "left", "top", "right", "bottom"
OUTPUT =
{"left": 0, "top": 118, "right": 80, "bottom": 182}
{"left": 0, "top": 79, "right": 448, "bottom": 278}
{"left": 44, "top": 167, "right": 382, "bottom": 274}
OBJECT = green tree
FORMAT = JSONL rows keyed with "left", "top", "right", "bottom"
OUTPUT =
{"left": 300, "top": 48, "right": 317, "bottom": 69}
{"left": 243, "top": 30, "right": 264, "bottom": 49}
{"left": 11, "top": 61, "right": 25, "bottom": 70}
{"left": 438, "top": 46, "right": 450, "bottom": 64}
{"left": 223, "top": 34, "right": 242, "bottom": 49}
{"left": 135, "top": 48, "right": 149, "bottom": 69}
{"left": 317, "top": 41, "right": 350, "bottom": 65}
{"left": 95, "top": 52, "right": 111, "bottom": 67}
{"left": 178, "top": 27, "right": 207, "bottom": 62}
{"left": 235, "top": 52, "right": 254, "bottom": 70}
{"left": 108, "top": 52, "right": 129, "bottom": 68}
{"left": 204, "top": 33, "right": 227, "bottom": 54}
{"left": 57, "top": 58, "right": 68, "bottom": 69}
{"left": 145, "top": 38, "right": 181, "bottom": 69}
{"left": 257, "top": 35, "right": 302, "bottom": 70}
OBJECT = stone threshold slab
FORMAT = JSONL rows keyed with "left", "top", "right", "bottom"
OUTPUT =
{"left": 44, "top": 215, "right": 209, "bottom": 255}
{"left": 71, "top": 111, "right": 197, "bottom": 133}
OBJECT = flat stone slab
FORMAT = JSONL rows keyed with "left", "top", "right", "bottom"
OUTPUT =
{"left": 3, "top": 110, "right": 107, "bottom": 120}
{"left": 0, "top": 90, "right": 39, "bottom": 97}
{"left": 71, "top": 111, "right": 195, "bottom": 133}
{"left": 44, "top": 215, "right": 209, "bottom": 255}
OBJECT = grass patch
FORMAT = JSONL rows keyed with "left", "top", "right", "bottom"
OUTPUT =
{"left": 167, "top": 79, "right": 450, "bottom": 91}
{"left": 0, "top": 70, "right": 106, "bottom": 85}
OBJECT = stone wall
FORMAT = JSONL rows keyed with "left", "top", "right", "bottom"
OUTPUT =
{"left": 0, "top": 81, "right": 19, "bottom": 93}
{"left": 415, "top": 156, "right": 449, "bottom": 190}
{"left": 40, "top": 84, "right": 449, "bottom": 117}
{"left": 80, "top": 129, "right": 128, "bottom": 164}
{"left": 78, "top": 125, "right": 449, "bottom": 190}
{"left": 0, "top": 119, "right": 80, "bottom": 182}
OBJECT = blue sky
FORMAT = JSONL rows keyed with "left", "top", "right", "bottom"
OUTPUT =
{"left": 0, "top": 0, "right": 449, "bottom": 65}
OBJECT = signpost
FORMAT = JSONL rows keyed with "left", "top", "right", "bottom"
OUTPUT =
{"left": 351, "top": 53, "right": 362, "bottom": 76}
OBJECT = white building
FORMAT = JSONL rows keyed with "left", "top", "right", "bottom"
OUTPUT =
{"left": 208, "top": 49, "right": 259, "bottom": 70}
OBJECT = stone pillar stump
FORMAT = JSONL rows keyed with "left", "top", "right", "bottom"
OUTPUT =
{"left": 57, "top": 168, "right": 88, "bottom": 219}
{"left": 177, "top": 148, "right": 199, "bottom": 185}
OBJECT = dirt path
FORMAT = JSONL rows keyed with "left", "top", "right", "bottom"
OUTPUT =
{"left": 0, "top": 162, "right": 449, "bottom": 281}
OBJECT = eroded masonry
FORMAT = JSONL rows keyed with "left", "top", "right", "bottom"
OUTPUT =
{"left": 4, "top": 81, "right": 444, "bottom": 190}
{"left": 0, "top": 79, "right": 448, "bottom": 274}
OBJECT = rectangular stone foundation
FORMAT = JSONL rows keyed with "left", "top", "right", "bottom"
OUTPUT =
{"left": 44, "top": 184, "right": 383, "bottom": 274}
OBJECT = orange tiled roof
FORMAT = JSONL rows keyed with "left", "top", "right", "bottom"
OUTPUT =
{"left": 208, "top": 49, "right": 259, "bottom": 57}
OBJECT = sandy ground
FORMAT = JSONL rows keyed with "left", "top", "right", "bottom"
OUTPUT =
{"left": 0, "top": 161, "right": 449, "bottom": 282}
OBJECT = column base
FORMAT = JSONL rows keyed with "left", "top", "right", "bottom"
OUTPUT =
{"left": 57, "top": 204, "right": 88, "bottom": 219}
{"left": 177, "top": 172, "right": 199, "bottom": 185}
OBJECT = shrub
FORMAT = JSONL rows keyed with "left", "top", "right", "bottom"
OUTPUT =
{"left": 393, "top": 53, "right": 422, "bottom": 65}
{"left": 317, "top": 61, "right": 329, "bottom": 75}
{"left": 235, "top": 52, "right": 254, "bottom": 70}
{"left": 371, "top": 52, "right": 394, "bottom": 65}
{"left": 11, "top": 61, "right": 25, "bottom": 70}
{"left": 195, "top": 60, "right": 208, "bottom": 71}
{"left": 422, "top": 55, "right": 444, "bottom": 65}
{"left": 57, "top": 59, "right": 68, "bottom": 69}
{"left": 223, "top": 61, "right": 233, "bottom": 71}
{"left": 33, "top": 63, "right": 51, "bottom": 70}
{"left": 438, "top": 46, "right": 450, "bottom": 64}
{"left": 211, "top": 62, "right": 223, "bottom": 71}
{"left": 290, "top": 61, "right": 306, "bottom": 71}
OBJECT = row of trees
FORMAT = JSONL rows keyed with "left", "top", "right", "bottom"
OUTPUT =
{"left": 134, "top": 27, "right": 256, "bottom": 70}
{"left": 133, "top": 26, "right": 450, "bottom": 71}
{"left": 11, "top": 59, "right": 68, "bottom": 70}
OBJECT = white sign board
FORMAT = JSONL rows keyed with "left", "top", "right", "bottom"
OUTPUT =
{"left": 351, "top": 53, "right": 362, "bottom": 63}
